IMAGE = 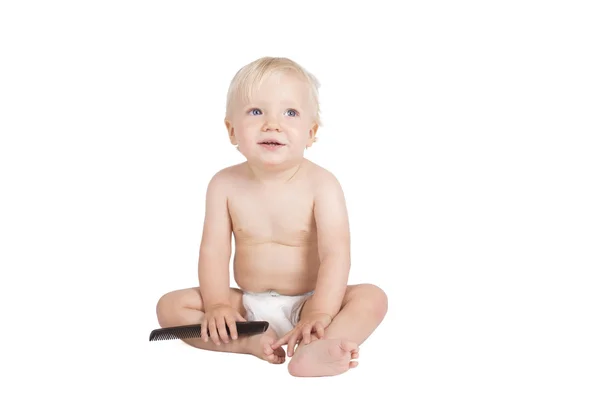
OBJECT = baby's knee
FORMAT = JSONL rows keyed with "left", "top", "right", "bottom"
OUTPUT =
{"left": 156, "top": 291, "right": 182, "bottom": 327}
{"left": 358, "top": 284, "right": 388, "bottom": 318}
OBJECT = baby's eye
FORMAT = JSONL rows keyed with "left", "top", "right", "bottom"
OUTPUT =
{"left": 249, "top": 108, "right": 262, "bottom": 116}
{"left": 285, "top": 109, "right": 299, "bottom": 117}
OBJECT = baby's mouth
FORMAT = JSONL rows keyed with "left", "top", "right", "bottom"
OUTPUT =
{"left": 259, "top": 141, "right": 285, "bottom": 147}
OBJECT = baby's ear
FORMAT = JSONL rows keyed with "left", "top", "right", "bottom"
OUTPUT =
{"left": 225, "top": 119, "right": 237, "bottom": 145}
{"left": 310, "top": 123, "right": 319, "bottom": 138}
{"left": 307, "top": 123, "right": 319, "bottom": 148}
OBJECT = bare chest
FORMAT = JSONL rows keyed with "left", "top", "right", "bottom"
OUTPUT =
{"left": 229, "top": 190, "right": 316, "bottom": 245}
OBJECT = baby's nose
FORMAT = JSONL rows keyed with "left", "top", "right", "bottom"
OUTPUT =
{"left": 263, "top": 120, "right": 281, "bottom": 131}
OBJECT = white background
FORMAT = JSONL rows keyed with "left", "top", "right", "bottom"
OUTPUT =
{"left": 1, "top": 1, "right": 598, "bottom": 399}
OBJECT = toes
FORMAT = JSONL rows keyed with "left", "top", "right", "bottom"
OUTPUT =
{"left": 274, "top": 347, "right": 285, "bottom": 357}
{"left": 263, "top": 343, "right": 274, "bottom": 356}
{"left": 349, "top": 361, "right": 359, "bottom": 369}
{"left": 270, "top": 353, "right": 285, "bottom": 364}
{"left": 275, "top": 349, "right": 286, "bottom": 363}
{"left": 351, "top": 350, "right": 359, "bottom": 359}
{"left": 266, "top": 344, "right": 286, "bottom": 364}
{"left": 340, "top": 340, "right": 358, "bottom": 353}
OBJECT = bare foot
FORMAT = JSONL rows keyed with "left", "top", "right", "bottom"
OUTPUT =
{"left": 248, "top": 329, "right": 285, "bottom": 364}
{"left": 287, "top": 339, "right": 359, "bottom": 377}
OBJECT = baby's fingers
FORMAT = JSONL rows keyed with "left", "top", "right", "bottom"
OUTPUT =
{"left": 287, "top": 330, "right": 302, "bottom": 357}
{"left": 209, "top": 318, "right": 220, "bottom": 345}
{"left": 225, "top": 316, "right": 238, "bottom": 340}
{"left": 315, "top": 322, "right": 325, "bottom": 339}
{"left": 272, "top": 331, "right": 292, "bottom": 349}
{"left": 201, "top": 318, "right": 209, "bottom": 342}
{"left": 302, "top": 324, "right": 313, "bottom": 344}
{"left": 217, "top": 317, "right": 230, "bottom": 343}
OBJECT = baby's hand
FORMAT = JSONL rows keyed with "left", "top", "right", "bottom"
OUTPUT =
{"left": 272, "top": 312, "right": 332, "bottom": 357}
{"left": 201, "top": 304, "right": 246, "bottom": 345}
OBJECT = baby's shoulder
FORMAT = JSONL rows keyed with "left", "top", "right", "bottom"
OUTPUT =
{"left": 209, "top": 162, "right": 247, "bottom": 182}
{"left": 204, "top": 163, "right": 247, "bottom": 195}
{"left": 303, "top": 160, "right": 343, "bottom": 190}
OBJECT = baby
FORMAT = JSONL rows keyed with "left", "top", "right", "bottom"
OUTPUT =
{"left": 155, "top": 56, "right": 388, "bottom": 377}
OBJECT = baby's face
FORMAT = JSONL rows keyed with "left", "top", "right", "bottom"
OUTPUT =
{"left": 226, "top": 72, "right": 318, "bottom": 168}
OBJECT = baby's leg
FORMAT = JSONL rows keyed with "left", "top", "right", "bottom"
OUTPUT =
{"left": 156, "top": 287, "right": 284, "bottom": 364}
{"left": 318, "top": 283, "right": 388, "bottom": 343}
{"left": 288, "top": 284, "right": 388, "bottom": 377}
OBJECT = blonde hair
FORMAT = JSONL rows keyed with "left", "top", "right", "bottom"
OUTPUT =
{"left": 225, "top": 56, "right": 322, "bottom": 126}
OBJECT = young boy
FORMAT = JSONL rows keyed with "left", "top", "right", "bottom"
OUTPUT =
{"left": 155, "top": 57, "right": 388, "bottom": 377}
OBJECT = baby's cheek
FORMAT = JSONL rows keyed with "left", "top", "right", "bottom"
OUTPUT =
{"left": 239, "top": 123, "right": 260, "bottom": 138}
{"left": 235, "top": 126, "right": 252, "bottom": 139}
{"left": 239, "top": 135, "right": 257, "bottom": 148}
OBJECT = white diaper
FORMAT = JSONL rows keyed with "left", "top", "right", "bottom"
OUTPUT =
{"left": 242, "top": 290, "right": 314, "bottom": 338}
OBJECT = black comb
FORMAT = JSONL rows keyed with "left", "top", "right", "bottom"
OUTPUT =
{"left": 149, "top": 321, "right": 269, "bottom": 341}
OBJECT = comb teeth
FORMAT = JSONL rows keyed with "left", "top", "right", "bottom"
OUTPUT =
{"left": 150, "top": 325, "right": 201, "bottom": 341}
{"left": 149, "top": 321, "right": 269, "bottom": 341}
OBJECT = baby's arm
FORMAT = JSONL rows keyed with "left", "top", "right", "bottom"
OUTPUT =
{"left": 306, "top": 171, "right": 351, "bottom": 318}
{"left": 197, "top": 171, "right": 233, "bottom": 308}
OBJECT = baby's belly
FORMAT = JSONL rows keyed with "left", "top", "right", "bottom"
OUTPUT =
{"left": 233, "top": 242, "right": 320, "bottom": 295}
